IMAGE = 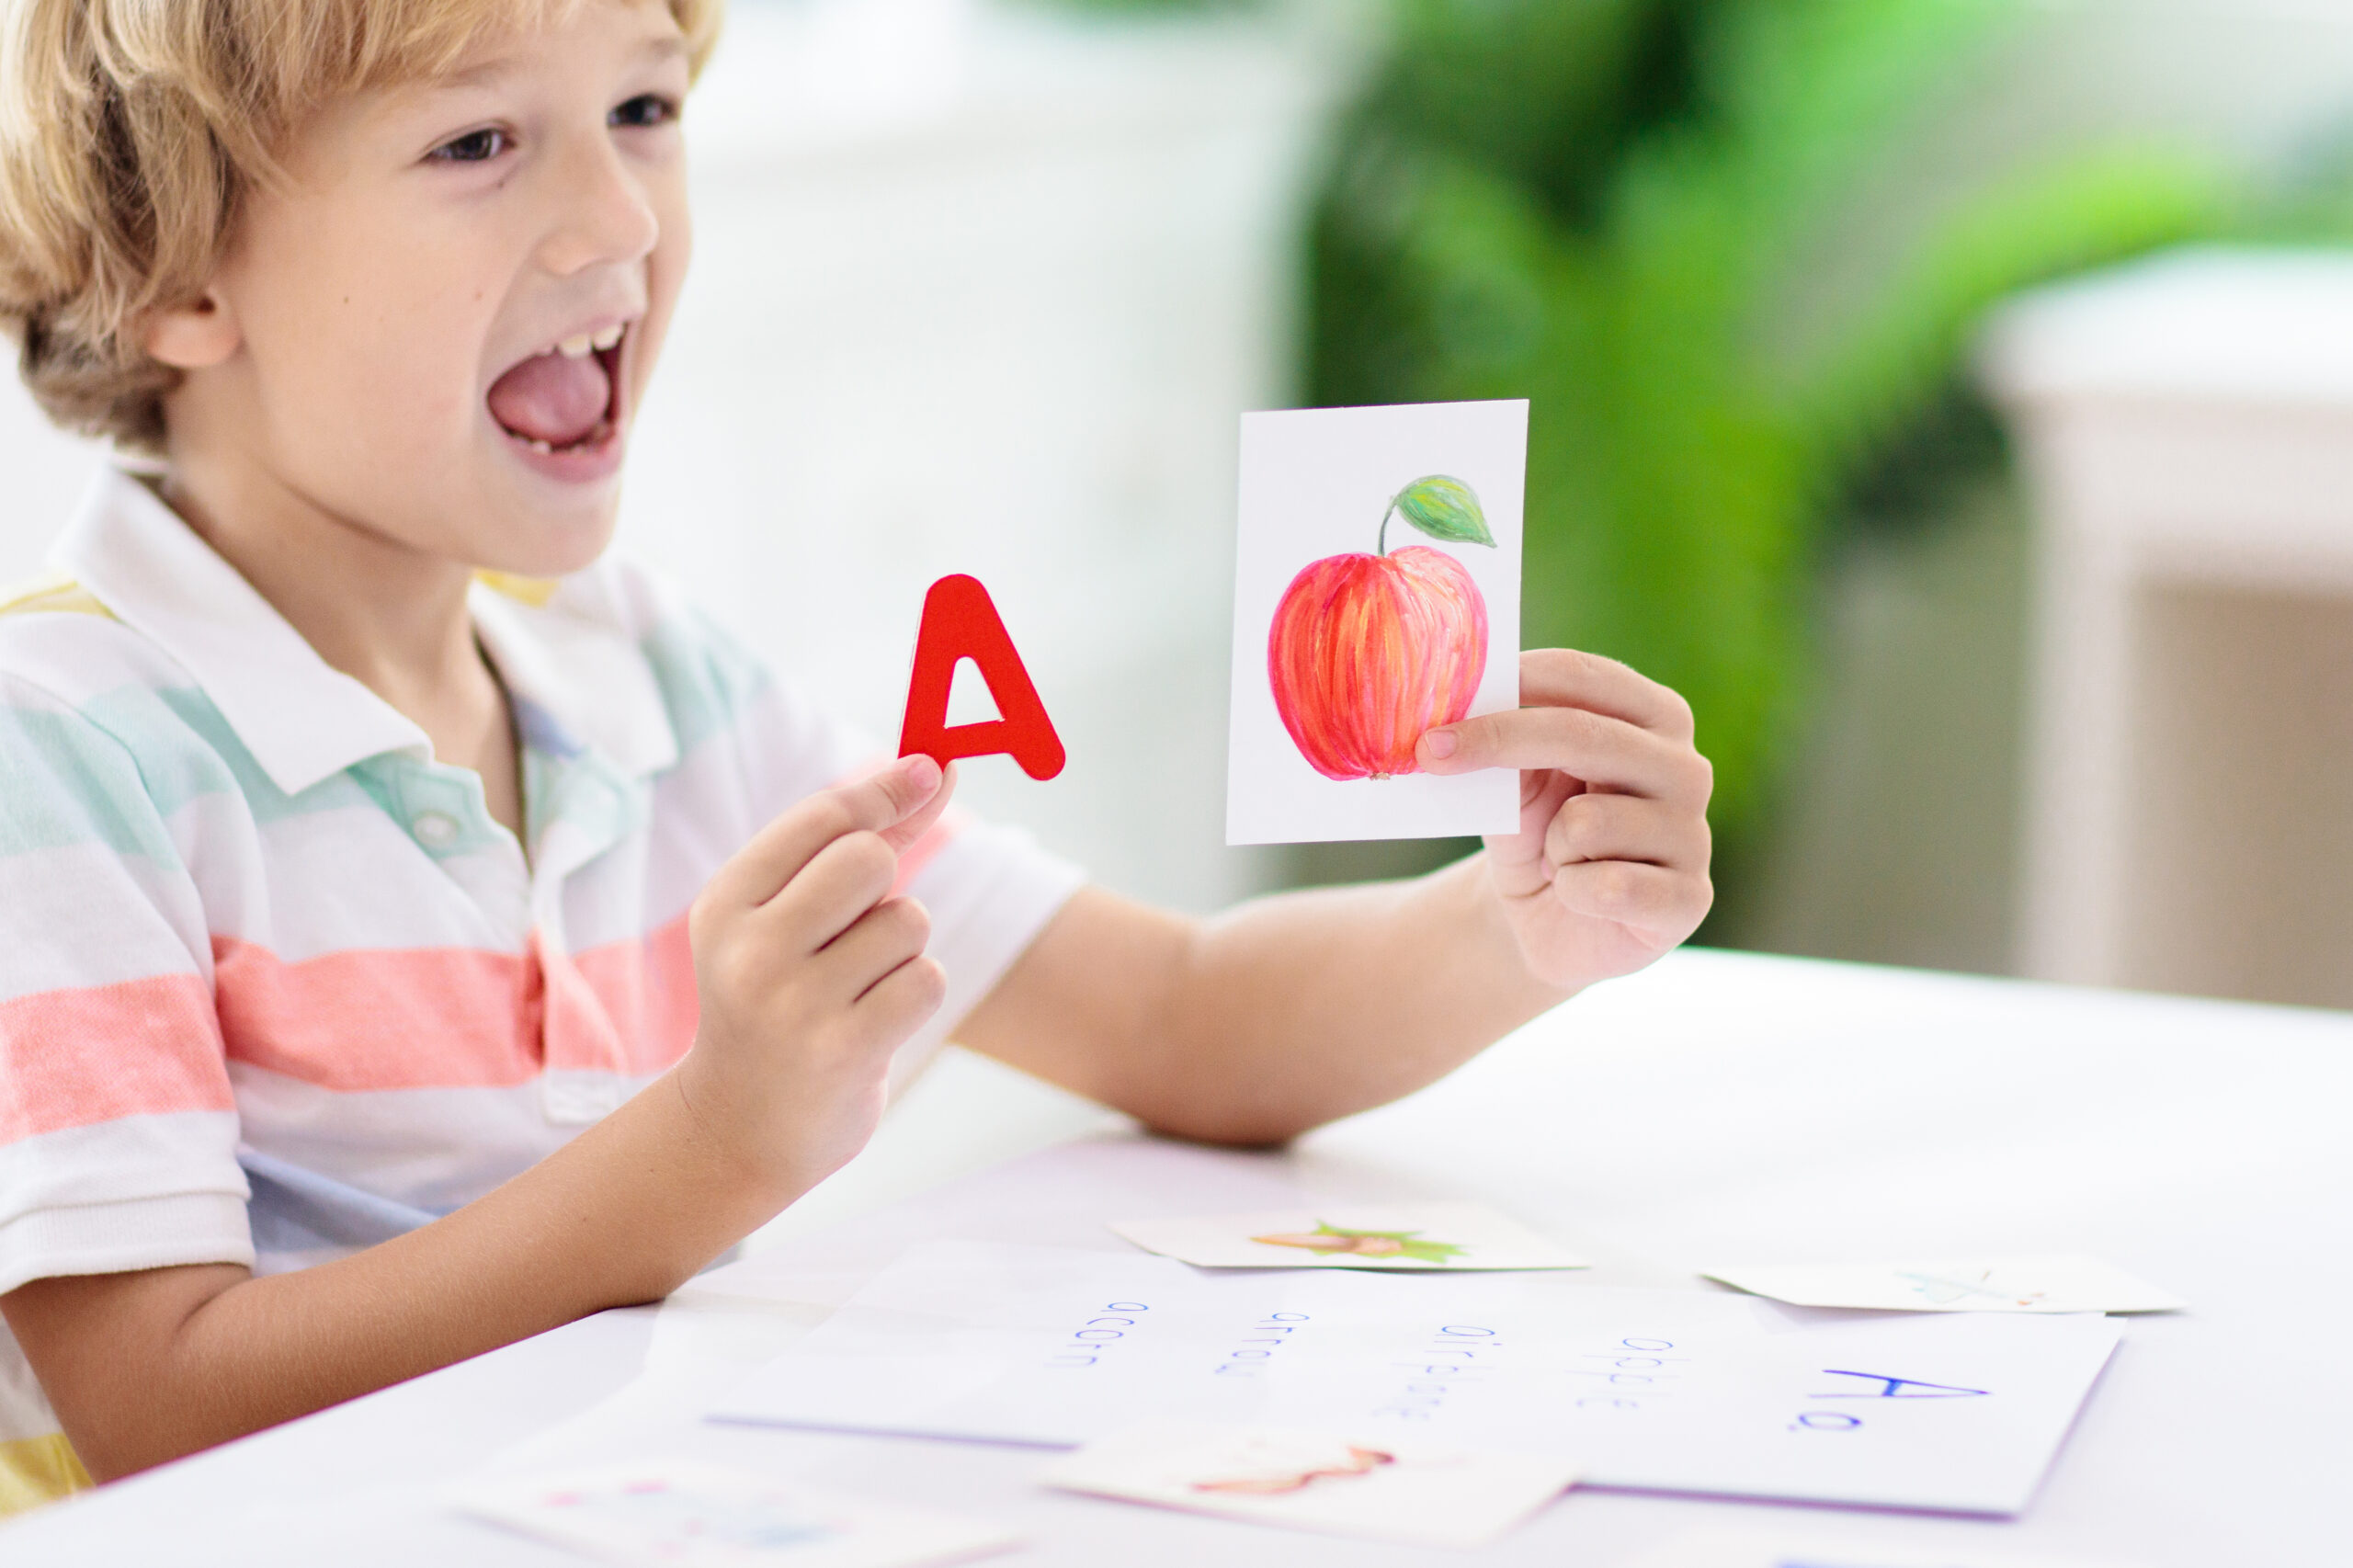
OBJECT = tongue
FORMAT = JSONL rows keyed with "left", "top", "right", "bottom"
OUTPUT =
{"left": 487, "top": 351, "right": 609, "bottom": 446}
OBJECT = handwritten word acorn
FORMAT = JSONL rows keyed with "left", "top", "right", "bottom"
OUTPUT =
{"left": 1267, "top": 474, "right": 1495, "bottom": 780}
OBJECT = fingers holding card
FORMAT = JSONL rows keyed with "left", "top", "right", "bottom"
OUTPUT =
{"left": 1040, "top": 1425, "right": 1579, "bottom": 1550}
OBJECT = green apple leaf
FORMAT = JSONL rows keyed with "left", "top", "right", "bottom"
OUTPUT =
{"left": 1391, "top": 474, "right": 1495, "bottom": 548}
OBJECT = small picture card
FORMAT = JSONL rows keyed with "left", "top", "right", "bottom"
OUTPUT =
{"left": 451, "top": 1459, "right": 1018, "bottom": 1568}
{"left": 1617, "top": 1523, "right": 2145, "bottom": 1568}
{"left": 1703, "top": 1256, "right": 2184, "bottom": 1314}
{"left": 1226, "top": 400, "right": 1527, "bottom": 846}
{"left": 1040, "top": 1424, "right": 1579, "bottom": 1550}
{"left": 1109, "top": 1200, "right": 1586, "bottom": 1271}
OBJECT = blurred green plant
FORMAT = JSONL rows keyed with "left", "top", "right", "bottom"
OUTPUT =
{"left": 1305, "top": 0, "right": 2232, "bottom": 885}
{"left": 1045, "top": 0, "right": 2253, "bottom": 901}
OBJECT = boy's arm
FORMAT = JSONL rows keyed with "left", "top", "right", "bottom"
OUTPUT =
{"left": 956, "top": 651, "right": 1711, "bottom": 1144}
{"left": 2, "top": 758, "right": 956, "bottom": 1481}
{"left": 2, "top": 1076, "right": 778, "bottom": 1480}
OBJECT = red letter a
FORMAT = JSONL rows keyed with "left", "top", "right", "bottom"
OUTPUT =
{"left": 898, "top": 574, "right": 1066, "bottom": 780}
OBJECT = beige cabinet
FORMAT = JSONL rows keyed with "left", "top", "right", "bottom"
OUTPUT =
{"left": 1985, "top": 249, "right": 2353, "bottom": 1006}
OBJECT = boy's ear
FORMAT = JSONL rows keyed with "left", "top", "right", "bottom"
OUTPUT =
{"left": 141, "top": 290, "right": 240, "bottom": 369}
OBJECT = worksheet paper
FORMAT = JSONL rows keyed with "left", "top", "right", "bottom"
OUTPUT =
{"left": 707, "top": 1242, "right": 2120, "bottom": 1517}
{"left": 1703, "top": 1257, "right": 2184, "bottom": 1314}
{"left": 1110, "top": 1201, "right": 1588, "bottom": 1270}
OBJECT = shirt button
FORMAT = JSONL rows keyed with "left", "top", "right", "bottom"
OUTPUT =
{"left": 412, "top": 811, "right": 461, "bottom": 850}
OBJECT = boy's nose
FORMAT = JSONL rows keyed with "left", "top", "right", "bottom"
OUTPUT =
{"left": 538, "top": 137, "right": 662, "bottom": 278}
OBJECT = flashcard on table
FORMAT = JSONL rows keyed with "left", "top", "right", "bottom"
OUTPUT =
{"left": 1615, "top": 1523, "right": 2146, "bottom": 1568}
{"left": 1703, "top": 1256, "right": 2184, "bottom": 1314}
{"left": 451, "top": 1458, "right": 1017, "bottom": 1568}
{"left": 1226, "top": 400, "right": 1526, "bottom": 846}
{"left": 708, "top": 1241, "right": 2121, "bottom": 1516}
{"left": 1109, "top": 1201, "right": 1587, "bottom": 1271}
{"left": 1040, "top": 1424, "right": 1579, "bottom": 1550}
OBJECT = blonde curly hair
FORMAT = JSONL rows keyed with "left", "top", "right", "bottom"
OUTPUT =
{"left": 0, "top": 0, "right": 722, "bottom": 452}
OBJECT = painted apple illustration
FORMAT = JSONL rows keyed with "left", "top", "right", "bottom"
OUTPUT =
{"left": 1267, "top": 474, "right": 1495, "bottom": 780}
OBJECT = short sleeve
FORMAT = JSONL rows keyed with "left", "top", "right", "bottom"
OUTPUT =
{"left": 0, "top": 675, "right": 252, "bottom": 1295}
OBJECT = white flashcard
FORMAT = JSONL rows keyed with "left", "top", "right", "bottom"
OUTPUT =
{"left": 707, "top": 1241, "right": 2121, "bottom": 1516}
{"left": 1040, "top": 1424, "right": 1579, "bottom": 1550}
{"left": 451, "top": 1458, "right": 1018, "bottom": 1568}
{"left": 1616, "top": 1523, "right": 2146, "bottom": 1568}
{"left": 1110, "top": 1200, "right": 1587, "bottom": 1270}
{"left": 1226, "top": 400, "right": 1526, "bottom": 846}
{"left": 1703, "top": 1257, "right": 2184, "bottom": 1315}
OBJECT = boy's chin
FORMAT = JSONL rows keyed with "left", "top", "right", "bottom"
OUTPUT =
{"left": 489, "top": 526, "right": 618, "bottom": 584}
{"left": 474, "top": 494, "right": 622, "bottom": 582}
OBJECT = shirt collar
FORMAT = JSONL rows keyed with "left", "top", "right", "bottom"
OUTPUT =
{"left": 470, "top": 576, "right": 676, "bottom": 779}
{"left": 51, "top": 467, "right": 676, "bottom": 795}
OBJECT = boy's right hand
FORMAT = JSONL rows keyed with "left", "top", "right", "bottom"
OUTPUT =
{"left": 676, "top": 755, "right": 955, "bottom": 1199}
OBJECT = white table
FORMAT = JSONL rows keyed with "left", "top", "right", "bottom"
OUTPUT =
{"left": 10, "top": 948, "right": 2349, "bottom": 1564}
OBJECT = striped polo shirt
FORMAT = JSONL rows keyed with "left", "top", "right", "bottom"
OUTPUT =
{"left": 0, "top": 468, "right": 1083, "bottom": 1509}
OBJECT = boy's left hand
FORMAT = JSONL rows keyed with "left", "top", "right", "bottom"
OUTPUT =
{"left": 1415, "top": 649, "right": 1714, "bottom": 992}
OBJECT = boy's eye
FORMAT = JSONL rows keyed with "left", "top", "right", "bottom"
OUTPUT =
{"left": 611, "top": 94, "right": 678, "bottom": 131}
{"left": 431, "top": 127, "right": 508, "bottom": 164}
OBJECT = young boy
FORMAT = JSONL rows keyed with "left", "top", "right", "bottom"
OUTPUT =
{"left": 0, "top": 0, "right": 1711, "bottom": 1510}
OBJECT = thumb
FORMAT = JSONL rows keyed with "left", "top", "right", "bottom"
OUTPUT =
{"left": 702, "top": 752, "right": 947, "bottom": 914}
{"left": 879, "top": 756, "right": 955, "bottom": 853}
{"left": 1415, "top": 710, "right": 1520, "bottom": 776}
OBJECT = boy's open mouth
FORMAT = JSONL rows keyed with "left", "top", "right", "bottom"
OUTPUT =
{"left": 486, "top": 324, "right": 626, "bottom": 454}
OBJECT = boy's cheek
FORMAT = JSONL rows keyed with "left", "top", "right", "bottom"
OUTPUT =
{"left": 631, "top": 222, "right": 692, "bottom": 403}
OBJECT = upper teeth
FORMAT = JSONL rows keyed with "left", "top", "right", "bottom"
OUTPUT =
{"left": 556, "top": 324, "right": 624, "bottom": 358}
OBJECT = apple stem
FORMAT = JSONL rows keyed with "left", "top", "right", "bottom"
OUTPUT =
{"left": 1377, "top": 498, "right": 1400, "bottom": 556}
